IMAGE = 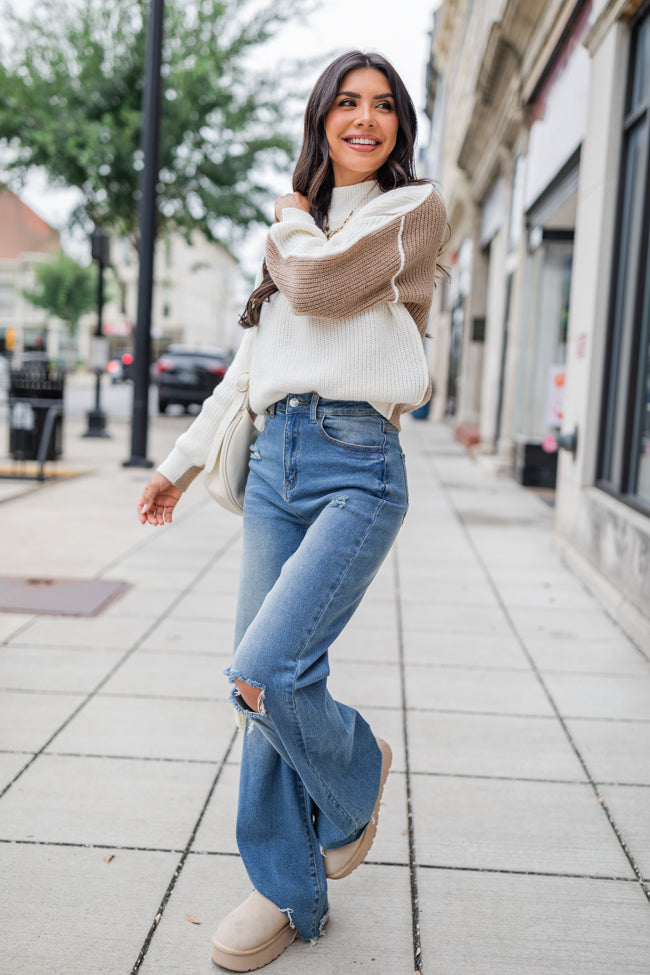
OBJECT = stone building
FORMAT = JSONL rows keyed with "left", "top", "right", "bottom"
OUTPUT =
{"left": 426, "top": 0, "right": 649, "bottom": 648}
{"left": 0, "top": 187, "right": 61, "bottom": 358}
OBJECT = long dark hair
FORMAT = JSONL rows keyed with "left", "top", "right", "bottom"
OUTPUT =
{"left": 240, "top": 51, "right": 423, "bottom": 328}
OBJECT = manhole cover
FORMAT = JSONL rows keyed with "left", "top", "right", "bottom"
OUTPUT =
{"left": 0, "top": 576, "right": 129, "bottom": 616}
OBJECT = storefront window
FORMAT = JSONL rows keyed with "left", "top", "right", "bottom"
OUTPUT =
{"left": 599, "top": 9, "right": 650, "bottom": 510}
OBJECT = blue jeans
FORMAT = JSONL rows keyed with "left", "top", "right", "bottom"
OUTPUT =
{"left": 224, "top": 394, "right": 409, "bottom": 941}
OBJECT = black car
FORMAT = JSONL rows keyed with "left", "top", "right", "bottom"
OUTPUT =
{"left": 107, "top": 348, "right": 135, "bottom": 383}
{"left": 152, "top": 344, "right": 228, "bottom": 413}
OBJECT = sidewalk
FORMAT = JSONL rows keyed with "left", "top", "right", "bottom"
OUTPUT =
{"left": 0, "top": 412, "right": 649, "bottom": 975}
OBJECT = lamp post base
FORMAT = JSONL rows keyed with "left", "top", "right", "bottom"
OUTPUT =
{"left": 122, "top": 455, "right": 154, "bottom": 468}
{"left": 83, "top": 409, "right": 110, "bottom": 438}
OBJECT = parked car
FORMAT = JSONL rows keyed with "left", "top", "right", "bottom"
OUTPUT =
{"left": 151, "top": 344, "right": 228, "bottom": 413}
{"left": 107, "top": 348, "right": 135, "bottom": 383}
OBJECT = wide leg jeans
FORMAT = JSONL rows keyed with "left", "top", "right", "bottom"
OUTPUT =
{"left": 225, "top": 394, "right": 409, "bottom": 941}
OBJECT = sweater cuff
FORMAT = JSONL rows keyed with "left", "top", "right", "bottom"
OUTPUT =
{"left": 158, "top": 448, "right": 203, "bottom": 490}
{"left": 278, "top": 208, "right": 317, "bottom": 228}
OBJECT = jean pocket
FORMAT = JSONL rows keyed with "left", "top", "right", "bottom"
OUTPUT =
{"left": 318, "top": 414, "right": 385, "bottom": 452}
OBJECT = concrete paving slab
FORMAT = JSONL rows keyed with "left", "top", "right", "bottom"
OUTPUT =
{"left": 192, "top": 760, "right": 239, "bottom": 854}
{"left": 401, "top": 579, "right": 500, "bottom": 607}
{"left": 140, "top": 617, "right": 235, "bottom": 654}
{"left": 99, "top": 649, "right": 230, "bottom": 699}
{"left": 596, "top": 784, "right": 650, "bottom": 878}
{"left": 346, "top": 596, "right": 398, "bottom": 629}
{"left": 407, "top": 711, "right": 587, "bottom": 781}
{"left": 138, "top": 853, "right": 414, "bottom": 975}
{"left": 525, "top": 636, "right": 650, "bottom": 674}
{"left": 401, "top": 603, "right": 512, "bottom": 635}
{"left": 0, "top": 612, "right": 34, "bottom": 642}
{"left": 363, "top": 768, "right": 409, "bottom": 866}
{"left": 0, "top": 844, "right": 178, "bottom": 975}
{"left": 0, "top": 753, "right": 219, "bottom": 849}
{"left": 327, "top": 660, "right": 402, "bottom": 709}
{"left": 167, "top": 590, "right": 238, "bottom": 622}
{"left": 543, "top": 672, "right": 650, "bottom": 720}
{"left": 508, "top": 606, "right": 625, "bottom": 641}
{"left": 566, "top": 718, "right": 650, "bottom": 785}
{"left": 103, "top": 566, "right": 200, "bottom": 589}
{"left": 402, "top": 629, "right": 530, "bottom": 669}
{"left": 7, "top": 613, "right": 153, "bottom": 649}
{"left": 329, "top": 622, "right": 400, "bottom": 664}
{"left": 0, "top": 751, "right": 33, "bottom": 791}
{"left": 417, "top": 869, "right": 650, "bottom": 975}
{"left": 0, "top": 645, "right": 125, "bottom": 692}
{"left": 494, "top": 581, "right": 600, "bottom": 611}
{"left": 101, "top": 585, "right": 182, "bottom": 619}
{"left": 51, "top": 695, "right": 236, "bottom": 762}
{"left": 397, "top": 560, "right": 488, "bottom": 584}
{"left": 0, "top": 689, "right": 84, "bottom": 751}
{"left": 404, "top": 665, "right": 554, "bottom": 716}
{"left": 411, "top": 776, "right": 635, "bottom": 877}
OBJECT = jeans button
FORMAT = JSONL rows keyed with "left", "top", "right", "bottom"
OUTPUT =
{"left": 289, "top": 397, "right": 300, "bottom": 407}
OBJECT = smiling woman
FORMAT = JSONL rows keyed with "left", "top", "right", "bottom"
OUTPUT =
{"left": 324, "top": 68, "right": 399, "bottom": 186}
{"left": 137, "top": 50, "right": 447, "bottom": 973}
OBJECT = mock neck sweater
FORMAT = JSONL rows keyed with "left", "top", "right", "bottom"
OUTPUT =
{"left": 158, "top": 179, "right": 447, "bottom": 490}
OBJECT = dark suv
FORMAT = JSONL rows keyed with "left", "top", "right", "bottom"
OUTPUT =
{"left": 152, "top": 344, "right": 228, "bottom": 413}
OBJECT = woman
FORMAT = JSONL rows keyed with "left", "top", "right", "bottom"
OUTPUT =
{"left": 137, "top": 51, "right": 447, "bottom": 972}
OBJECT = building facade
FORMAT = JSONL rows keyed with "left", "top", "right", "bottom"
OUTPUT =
{"left": 0, "top": 187, "right": 62, "bottom": 359}
{"left": 427, "top": 0, "right": 650, "bottom": 647}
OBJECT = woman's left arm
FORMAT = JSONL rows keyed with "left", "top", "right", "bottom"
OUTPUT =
{"left": 266, "top": 185, "right": 447, "bottom": 321}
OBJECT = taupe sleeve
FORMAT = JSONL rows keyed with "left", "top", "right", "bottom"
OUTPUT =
{"left": 265, "top": 188, "right": 447, "bottom": 323}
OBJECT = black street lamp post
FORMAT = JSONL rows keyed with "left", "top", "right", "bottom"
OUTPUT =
{"left": 123, "top": 0, "right": 165, "bottom": 469}
{"left": 84, "top": 227, "right": 111, "bottom": 438}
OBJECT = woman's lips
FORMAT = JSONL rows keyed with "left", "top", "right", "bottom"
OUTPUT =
{"left": 343, "top": 137, "right": 382, "bottom": 152}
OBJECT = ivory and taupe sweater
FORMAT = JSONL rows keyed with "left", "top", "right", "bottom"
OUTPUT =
{"left": 158, "top": 179, "right": 447, "bottom": 489}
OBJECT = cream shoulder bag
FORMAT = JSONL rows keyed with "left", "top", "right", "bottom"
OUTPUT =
{"left": 203, "top": 335, "right": 257, "bottom": 516}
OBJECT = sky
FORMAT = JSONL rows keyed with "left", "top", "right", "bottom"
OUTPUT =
{"left": 15, "top": 0, "right": 441, "bottom": 262}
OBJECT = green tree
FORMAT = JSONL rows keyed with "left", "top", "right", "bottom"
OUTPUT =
{"left": 0, "top": 0, "right": 305, "bottom": 241}
{"left": 23, "top": 254, "right": 97, "bottom": 337}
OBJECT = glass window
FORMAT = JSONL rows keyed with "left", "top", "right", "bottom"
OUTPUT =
{"left": 599, "top": 9, "right": 650, "bottom": 510}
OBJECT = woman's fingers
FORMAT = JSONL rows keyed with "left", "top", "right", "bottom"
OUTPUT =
{"left": 137, "top": 474, "right": 176, "bottom": 525}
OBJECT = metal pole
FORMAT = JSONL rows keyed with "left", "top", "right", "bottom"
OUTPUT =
{"left": 123, "top": 0, "right": 165, "bottom": 468}
{"left": 84, "top": 228, "right": 110, "bottom": 437}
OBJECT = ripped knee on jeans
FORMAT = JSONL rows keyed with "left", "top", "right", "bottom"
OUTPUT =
{"left": 234, "top": 677, "right": 265, "bottom": 714}
{"left": 224, "top": 666, "right": 266, "bottom": 717}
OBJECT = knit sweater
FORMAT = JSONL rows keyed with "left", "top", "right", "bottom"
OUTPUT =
{"left": 158, "top": 179, "right": 447, "bottom": 490}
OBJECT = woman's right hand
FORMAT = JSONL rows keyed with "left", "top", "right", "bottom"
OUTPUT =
{"left": 137, "top": 472, "right": 182, "bottom": 526}
{"left": 274, "top": 192, "right": 310, "bottom": 222}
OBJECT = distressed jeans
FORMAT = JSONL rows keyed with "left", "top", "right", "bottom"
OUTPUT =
{"left": 224, "top": 394, "right": 409, "bottom": 941}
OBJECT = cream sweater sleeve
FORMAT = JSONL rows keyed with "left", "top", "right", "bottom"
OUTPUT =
{"left": 265, "top": 184, "right": 447, "bottom": 325}
{"left": 156, "top": 328, "right": 255, "bottom": 489}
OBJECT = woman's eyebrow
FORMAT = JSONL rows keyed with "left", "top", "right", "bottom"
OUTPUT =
{"left": 337, "top": 90, "right": 395, "bottom": 100}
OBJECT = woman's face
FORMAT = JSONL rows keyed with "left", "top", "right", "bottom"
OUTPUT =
{"left": 324, "top": 67, "right": 399, "bottom": 186}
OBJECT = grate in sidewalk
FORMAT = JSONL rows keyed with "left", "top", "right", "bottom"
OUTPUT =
{"left": 0, "top": 576, "right": 129, "bottom": 616}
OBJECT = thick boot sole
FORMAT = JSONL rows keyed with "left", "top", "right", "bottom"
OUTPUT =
{"left": 211, "top": 924, "right": 295, "bottom": 972}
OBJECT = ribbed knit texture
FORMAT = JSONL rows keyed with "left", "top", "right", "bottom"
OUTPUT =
{"left": 158, "top": 180, "right": 447, "bottom": 488}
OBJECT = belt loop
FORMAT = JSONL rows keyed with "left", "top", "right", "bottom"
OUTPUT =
{"left": 268, "top": 401, "right": 276, "bottom": 417}
{"left": 310, "top": 392, "right": 319, "bottom": 423}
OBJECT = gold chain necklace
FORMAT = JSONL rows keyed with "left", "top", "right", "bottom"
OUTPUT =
{"left": 325, "top": 184, "right": 376, "bottom": 240}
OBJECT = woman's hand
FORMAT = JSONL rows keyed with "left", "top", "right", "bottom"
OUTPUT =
{"left": 274, "top": 192, "right": 310, "bottom": 222}
{"left": 137, "top": 472, "right": 182, "bottom": 526}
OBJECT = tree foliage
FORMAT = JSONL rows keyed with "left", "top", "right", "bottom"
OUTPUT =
{"left": 0, "top": 0, "right": 306, "bottom": 241}
{"left": 23, "top": 254, "right": 97, "bottom": 336}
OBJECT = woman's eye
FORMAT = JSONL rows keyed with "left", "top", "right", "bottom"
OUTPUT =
{"left": 377, "top": 101, "right": 394, "bottom": 111}
{"left": 338, "top": 98, "right": 356, "bottom": 107}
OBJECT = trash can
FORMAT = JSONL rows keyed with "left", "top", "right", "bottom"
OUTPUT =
{"left": 8, "top": 366, "right": 64, "bottom": 462}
